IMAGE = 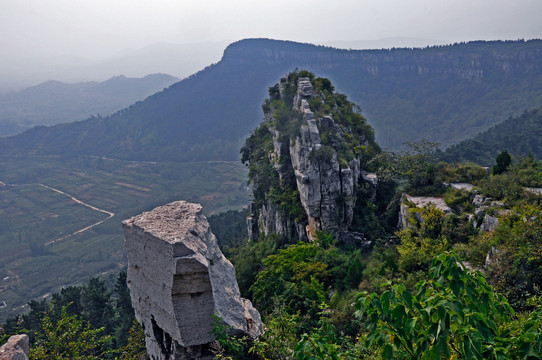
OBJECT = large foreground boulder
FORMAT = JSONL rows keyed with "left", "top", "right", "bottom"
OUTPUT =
{"left": 123, "top": 201, "right": 263, "bottom": 360}
{"left": 0, "top": 335, "right": 29, "bottom": 360}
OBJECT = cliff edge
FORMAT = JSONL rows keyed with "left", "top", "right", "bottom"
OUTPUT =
{"left": 123, "top": 201, "right": 262, "bottom": 360}
{"left": 242, "top": 71, "right": 380, "bottom": 244}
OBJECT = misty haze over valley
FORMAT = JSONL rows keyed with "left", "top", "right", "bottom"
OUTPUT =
{"left": 1, "top": 1, "right": 542, "bottom": 358}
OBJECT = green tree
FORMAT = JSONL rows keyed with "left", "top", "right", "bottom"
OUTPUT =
{"left": 113, "top": 271, "right": 135, "bottom": 347}
{"left": 397, "top": 205, "right": 450, "bottom": 272}
{"left": 82, "top": 277, "right": 114, "bottom": 333}
{"left": 484, "top": 204, "right": 542, "bottom": 310}
{"left": 372, "top": 140, "right": 443, "bottom": 196}
{"left": 493, "top": 150, "right": 512, "bottom": 175}
{"left": 30, "top": 304, "right": 111, "bottom": 360}
{"left": 251, "top": 243, "right": 328, "bottom": 318}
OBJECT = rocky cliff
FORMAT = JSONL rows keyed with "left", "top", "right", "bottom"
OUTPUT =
{"left": 242, "top": 71, "right": 379, "bottom": 244}
{"left": 123, "top": 201, "right": 262, "bottom": 360}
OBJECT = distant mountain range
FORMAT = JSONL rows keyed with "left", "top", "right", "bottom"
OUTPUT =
{"left": 1, "top": 38, "right": 541, "bottom": 161}
{"left": 0, "top": 41, "right": 228, "bottom": 92}
{"left": 441, "top": 106, "right": 542, "bottom": 166}
{"left": 0, "top": 74, "right": 178, "bottom": 136}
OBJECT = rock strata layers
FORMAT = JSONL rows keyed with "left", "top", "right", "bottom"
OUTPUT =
{"left": 123, "top": 201, "right": 263, "bottom": 360}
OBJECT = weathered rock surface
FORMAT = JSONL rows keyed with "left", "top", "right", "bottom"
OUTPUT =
{"left": 263, "top": 77, "right": 370, "bottom": 242}
{"left": 123, "top": 201, "right": 263, "bottom": 360}
{"left": 480, "top": 214, "right": 500, "bottom": 232}
{"left": 398, "top": 195, "right": 452, "bottom": 229}
{"left": 447, "top": 183, "right": 475, "bottom": 192}
{"left": 472, "top": 194, "right": 487, "bottom": 208}
{"left": 526, "top": 187, "right": 542, "bottom": 196}
{"left": 0, "top": 335, "right": 29, "bottom": 360}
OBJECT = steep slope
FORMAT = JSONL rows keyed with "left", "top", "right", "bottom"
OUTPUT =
{"left": 442, "top": 106, "right": 542, "bottom": 165}
{"left": 242, "top": 71, "right": 379, "bottom": 243}
{"left": 1, "top": 38, "right": 541, "bottom": 160}
{"left": 0, "top": 74, "right": 179, "bottom": 136}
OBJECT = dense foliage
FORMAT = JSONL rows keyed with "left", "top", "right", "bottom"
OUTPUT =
{"left": 0, "top": 272, "right": 146, "bottom": 359}
{"left": 442, "top": 107, "right": 542, "bottom": 166}
{"left": 221, "top": 143, "right": 542, "bottom": 358}
{"left": 356, "top": 253, "right": 542, "bottom": 360}
{"left": 241, "top": 70, "right": 381, "bottom": 241}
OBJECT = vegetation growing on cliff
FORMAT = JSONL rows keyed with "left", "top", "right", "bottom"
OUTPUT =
{"left": 218, "top": 72, "right": 539, "bottom": 358}
{"left": 241, "top": 70, "right": 381, "bottom": 240}
{"left": 4, "top": 64, "right": 542, "bottom": 358}
{"left": 230, "top": 134, "right": 542, "bottom": 358}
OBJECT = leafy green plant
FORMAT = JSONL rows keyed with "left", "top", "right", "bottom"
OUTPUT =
{"left": 211, "top": 315, "right": 248, "bottom": 358}
{"left": 443, "top": 188, "right": 474, "bottom": 213}
{"left": 441, "top": 162, "right": 488, "bottom": 183}
{"left": 355, "top": 253, "right": 542, "bottom": 360}
{"left": 30, "top": 303, "right": 112, "bottom": 360}
{"left": 251, "top": 243, "right": 328, "bottom": 318}
{"left": 397, "top": 205, "right": 450, "bottom": 272}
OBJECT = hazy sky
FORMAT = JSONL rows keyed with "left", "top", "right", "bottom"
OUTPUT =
{"left": 2, "top": 0, "right": 541, "bottom": 59}
{"left": 1, "top": 0, "right": 541, "bottom": 89}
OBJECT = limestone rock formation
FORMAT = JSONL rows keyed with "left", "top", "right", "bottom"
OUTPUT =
{"left": 123, "top": 201, "right": 263, "bottom": 360}
{"left": 242, "top": 72, "right": 379, "bottom": 244}
{"left": 0, "top": 335, "right": 29, "bottom": 360}
{"left": 398, "top": 195, "right": 452, "bottom": 230}
{"left": 480, "top": 214, "right": 500, "bottom": 232}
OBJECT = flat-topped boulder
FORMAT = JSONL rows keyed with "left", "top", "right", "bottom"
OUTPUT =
{"left": 123, "top": 201, "right": 262, "bottom": 360}
{"left": 403, "top": 195, "right": 452, "bottom": 213}
{"left": 399, "top": 195, "right": 452, "bottom": 229}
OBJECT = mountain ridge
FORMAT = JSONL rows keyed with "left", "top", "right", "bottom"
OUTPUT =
{"left": 0, "top": 73, "right": 179, "bottom": 137}
{"left": 1, "top": 38, "right": 541, "bottom": 160}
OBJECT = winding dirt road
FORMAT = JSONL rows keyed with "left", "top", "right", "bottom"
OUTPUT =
{"left": 38, "top": 184, "right": 115, "bottom": 246}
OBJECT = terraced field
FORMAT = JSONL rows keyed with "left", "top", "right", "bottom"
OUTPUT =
{"left": 0, "top": 155, "right": 249, "bottom": 321}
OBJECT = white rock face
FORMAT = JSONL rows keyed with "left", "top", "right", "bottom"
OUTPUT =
{"left": 526, "top": 187, "right": 542, "bottom": 196}
{"left": 248, "top": 75, "right": 374, "bottom": 245}
{"left": 449, "top": 183, "right": 475, "bottom": 192}
{"left": 0, "top": 335, "right": 29, "bottom": 360}
{"left": 398, "top": 195, "right": 452, "bottom": 229}
{"left": 123, "top": 201, "right": 262, "bottom": 360}
{"left": 480, "top": 214, "right": 500, "bottom": 232}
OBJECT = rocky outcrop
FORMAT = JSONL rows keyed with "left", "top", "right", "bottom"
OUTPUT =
{"left": 398, "top": 195, "right": 452, "bottom": 229}
{"left": 247, "top": 75, "right": 375, "bottom": 244}
{"left": 479, "top": 214, "right": 500, "bottom": 232}
{"left": 123, "top": 201, "right": 263, "bottom": 360}
{"left": 446, "top": 183, "right": 475, "bottom": 192}
{"left": 290, "top": 113, "right": 360, "bottom": 237}
{"left": 0, "top": 335, "right": 29, "bottom": 360}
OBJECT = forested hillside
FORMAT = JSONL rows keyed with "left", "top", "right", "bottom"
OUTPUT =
{"left": 0, "top": 74, "right": 178, "bottom": 136}
{"left": 1, "top": 39, "right": 541, "bottom": 160}
{"left": 2, "top": 72, "right": 542, "bottom": 359}
{"left": 442, "top": 106, "right": 542, "bottom": 165}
